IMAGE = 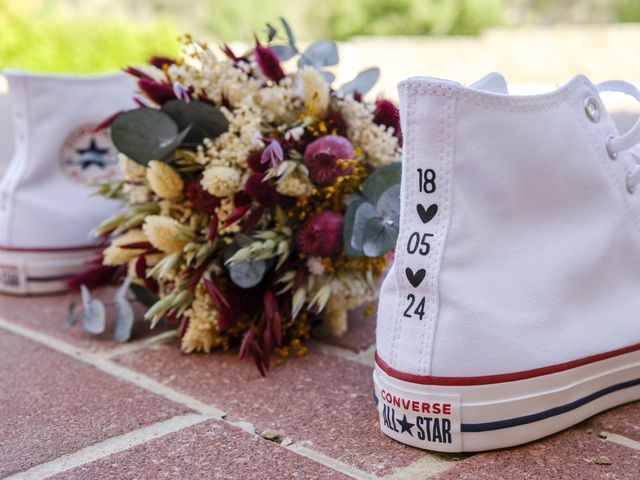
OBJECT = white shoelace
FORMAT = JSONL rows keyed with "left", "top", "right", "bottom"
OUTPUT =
{"left": 596, "top": 80, "right": 640, "bottom": 193}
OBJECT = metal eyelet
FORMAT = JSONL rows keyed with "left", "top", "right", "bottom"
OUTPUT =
{"left": 584, "top": 96, "right": 600, "bottom": 122}
{"left": 606, "top": 135, "right": 618, "bottom": 160}
{"left": 626, "top": 177, "right": 635, "bottom": 194}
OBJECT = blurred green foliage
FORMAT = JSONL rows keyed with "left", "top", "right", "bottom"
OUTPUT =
{"left": 315, "top": 0, "right": 506, "bottom": 38}
{"left": 1, "top": 0, "right": 640, "bottom": 73}
{"left": 0, "top": 14, "right": 179, "bottom": 73}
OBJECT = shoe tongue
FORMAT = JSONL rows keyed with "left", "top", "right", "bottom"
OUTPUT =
{"left": 470, "top": 72, "right": 508, "bottom": 94}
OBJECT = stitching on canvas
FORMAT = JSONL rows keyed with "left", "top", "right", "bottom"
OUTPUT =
{"left": 425, "top": 91, "right": 455, "bottom": 375}
{"left": 390, "top": 83, "right": 414, "bottom": 365}
{"left": 400, "top": 79, "right": 584, "bottom": 112}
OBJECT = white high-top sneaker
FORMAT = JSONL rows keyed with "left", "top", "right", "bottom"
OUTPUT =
{"left": 0, "top": 70, "right": 135, "bottom": 295}
{"left": 374, "top": 73, "right": 640, "bottom": 452}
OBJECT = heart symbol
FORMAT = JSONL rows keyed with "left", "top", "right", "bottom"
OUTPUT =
{"left": 416, "top": 204, "right": 438, "bottom": 224}
{"left": 405, "top": 268, "right": 426, "bottom": 288}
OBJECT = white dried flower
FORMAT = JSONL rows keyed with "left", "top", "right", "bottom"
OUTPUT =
{"left": 201, "top": 166, "right": 241, "bottom": 197}
{"left": 118, "top": 154, "right": 146, "bottom": 182}
{"left": 306, "top": 256, "right": 326, "bottom": 276}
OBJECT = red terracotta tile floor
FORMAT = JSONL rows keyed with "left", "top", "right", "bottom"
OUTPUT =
{"left": 1, "top": 292, "right": 639, "bottom": 479}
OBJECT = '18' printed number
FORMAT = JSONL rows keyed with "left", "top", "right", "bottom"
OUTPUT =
{"left": 417, "top": 168, "right": 436, "bottom": 193}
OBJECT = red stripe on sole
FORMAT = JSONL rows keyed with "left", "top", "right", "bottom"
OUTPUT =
{"left": 375, "top": 342, "right": 640, "bottom": 386}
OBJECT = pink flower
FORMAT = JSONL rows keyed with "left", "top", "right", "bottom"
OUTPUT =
{"left": 245, "top": 172, "right": 280, "bottom": 208}
{"left": 254, "top": 42, "right": 285, "bottom": 83}
{"left": 373, "top": 99, "right": 402, "bottom": 145}
{"left": 303, "top": 135, "right": 354, "bottom": 186}
{"left": 297, "top": 211, "right": 344, "bottom": 257}
{"left": 260, "top": 139, "right": 283, "bottom": 168}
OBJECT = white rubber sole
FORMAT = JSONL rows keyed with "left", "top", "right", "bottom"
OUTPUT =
{"left": 373, "top": 348, "right": 640, "bottom": 452}
{"left": 0, "top": 247, "right": 100, "bottom": 295}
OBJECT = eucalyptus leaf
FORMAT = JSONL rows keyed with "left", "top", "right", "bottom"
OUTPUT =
{"left": 362, "top": 216, "right": 398, "bottom": 257}
{"left": 162, "top": 100, "right": 229, "bottom": 147}
{"left": 298, "top": 40, "right": 339, "bottom": 69}
{"left": 265, "top": 23, "right": 278, "bottom": 42}
{"left": 280, "top": 17, "right": 296, "bottom": 48}
{"left": 80, "top": 284, "right": 91, "bottom": 312}
{"left": 82, "top": 298, "right": 106, "bottom": 335}
{"left": 113, "top": 297, "right": 135, "bottom": 343}
{"left": 228, "top": 259, "right": 267, "bottom": 289}
{"left": 271, "top": 44, "right": 298, "bottom": 61}
{"left": 130, "top": 282, "right": 160, "bottom": 307}
{"left": 376, "top": 184, "right": 401, "bottom": 227}
{"left": 362, "top": 162, "right": 402, "bottom": 204}
{"left": 110, "top": 108, "right": 187, "bottom": 165}
{"left": 319, "top": 70, "right": 335, "bottom": 84}
{"left": 350, "top": 201, "right": 377, "bottom": 252}
{"left": 115, "top": 276, "right": 132, "bottom": 302}
{"left": 338, "top": 67, "right": 380, "bottom": 96}
{"left": 343, "top": 197, "right": 365, "bottom": 257}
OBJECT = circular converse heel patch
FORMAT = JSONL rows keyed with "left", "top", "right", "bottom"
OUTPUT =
{"left": 60, "top": 124, "right": 120, "bottom": 185}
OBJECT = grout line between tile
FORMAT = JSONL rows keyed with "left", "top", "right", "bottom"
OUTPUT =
{"left": 0, "top": 315, "right": 227, "bottom": 418}
{"left": 601, "top": 431, "right": 640, "bottom": 452}
{"left": 312, "top": 341, "right": 376, "bottom": 367}
{"left": 286, "top": 444, "right": 378, "bottom": 480}
{"left": 6, "top": 413, "right": 208, "bottom": 480}
{"left": 0, "top": 316, "right": 377, "bottom": 479}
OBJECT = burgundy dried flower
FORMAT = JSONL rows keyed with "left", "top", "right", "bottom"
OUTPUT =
{"left": 138, "top": 78, "right": 176, "bottom": 105}
{"left": 149, "top": 55, "right": 176, "bottom": 69}
{"left": 92, "top": 111, "right": 123, "bottom": 133}
{"left": 66, "top": 265, "right": 124, "bottom": 291}
{"left": 297, "top": 211, "right": 344, "bottom": 257}
{"left": 245, "top": 172, "right": 280, "bottom": 208}
{"left": 373, "top": 99, "right": 402, "bottom": 145}
{"left": 260, "top": 139, "right": 283, "bottom": 168}
{"left": 184, "top": 179, "right": 221, "bottom": 214}
{"left": 303, "top": 135, "right": 355, "bottom": 186}
{"left": 254, "top": 41, "right": 285, "bottom": 83}
{"left": 124, "top": 66, "right": 152, "bottom": 80}
{"left": 221, "top": 44, "right": 240, "bottom": 62}
{"left": 247, "top": 151, "right": 268, "bottom": 172}
{"left": 325, "top": 109, "right": 348, "bottom": 136}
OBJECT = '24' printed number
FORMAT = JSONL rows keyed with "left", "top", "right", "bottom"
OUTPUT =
{"left": 403, "top": 294, "right": 426, "bottom": 320}
{"left": 417, "top": 168, "right": 436, "bottom": 193}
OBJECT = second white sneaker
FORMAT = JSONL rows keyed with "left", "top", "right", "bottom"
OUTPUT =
{"left": 375, "top": 72, "right": 640, "bottom": 452}
{"left": 0, "top": 70, "right": 135, "bottom": 295}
